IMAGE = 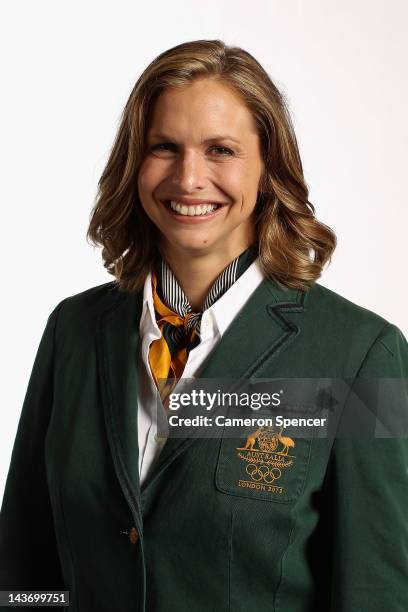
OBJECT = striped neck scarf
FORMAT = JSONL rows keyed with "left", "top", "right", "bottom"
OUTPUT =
{"left": 148, "top": 244, "right": 257, "bottom": 401}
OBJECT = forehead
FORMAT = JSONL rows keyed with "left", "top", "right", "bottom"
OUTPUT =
{"left": 147, "top": 78, "right": 258, "bottom": 137}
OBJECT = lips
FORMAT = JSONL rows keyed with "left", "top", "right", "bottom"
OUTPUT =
{"left": 161, "top": 198, "right": 226, "bottom": 222}
{"left": 162, "top": 200, "right": 221, "bottom": 209}
{"left": 169, "top": 200, "right": 218, "bottom": 216}
{"left": 161, "top": 197, "right": 228, "bottom": 206}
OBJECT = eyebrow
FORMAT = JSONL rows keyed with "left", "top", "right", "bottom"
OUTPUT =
{"left": 147, "top": 133, "right": 242, "bottom": 145}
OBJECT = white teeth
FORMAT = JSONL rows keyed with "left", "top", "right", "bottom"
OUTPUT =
{"left": 169, "top": 200, "right": 218, "bottom": 216}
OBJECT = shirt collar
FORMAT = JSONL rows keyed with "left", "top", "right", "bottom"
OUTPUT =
{"left": 140, "top": 257, "right": 265, "bottom": 339}
{"left": 154, "top": 244, "right": 258, "bottom": 317}
{"left": 140, "top": 270, "right": 160, "bottom": 336}
{"left": 205, "top": 258, "right": 265, "bottom": 336}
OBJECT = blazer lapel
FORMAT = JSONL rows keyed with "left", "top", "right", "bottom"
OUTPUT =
{"left": 96, "top": 287, "right": 144, "bottom": 510}
{"left": 142, "top": 277, "right": 306, "bottom": 489}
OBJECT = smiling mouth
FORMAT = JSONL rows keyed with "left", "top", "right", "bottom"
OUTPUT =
{"left": 162, "top": 200, "right": 223, "bottom": 217}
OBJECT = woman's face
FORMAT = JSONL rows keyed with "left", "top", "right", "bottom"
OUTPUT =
{"left": 137, "top": 77, "right": 265, "bottom": 260}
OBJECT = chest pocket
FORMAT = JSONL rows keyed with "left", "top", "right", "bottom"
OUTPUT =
{"left": 215, "top": 426, "right": 313, "bottom": 503}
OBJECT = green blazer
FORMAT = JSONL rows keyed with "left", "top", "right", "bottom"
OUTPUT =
{"left": 0, "top": 278, "right": 407, "bottom": 611}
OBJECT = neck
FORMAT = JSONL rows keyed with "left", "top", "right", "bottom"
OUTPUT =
{"left": 160, "top": 244, "right": 254, "bottom": 311}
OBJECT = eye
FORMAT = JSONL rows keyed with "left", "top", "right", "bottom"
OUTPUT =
{"left": 150, "top": 143, "right": 175, "bottom": 152}
{"left": 148, "top": 143, "right": 235, "bottom": 156}
{"left": 210, "top": 146, "right": 234, "bottom": 156}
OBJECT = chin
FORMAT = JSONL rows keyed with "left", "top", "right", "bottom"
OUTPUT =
{"left": 163, "top": 234, "right": 217, "bottom": 254}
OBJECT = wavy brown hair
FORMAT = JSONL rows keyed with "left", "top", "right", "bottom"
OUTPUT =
{"left": 86, "top": 39, "right": 336, "bottom": 293}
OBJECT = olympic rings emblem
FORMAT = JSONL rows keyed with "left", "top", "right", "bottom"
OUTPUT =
{"left": 246, "top": 463, "right": 282, "bottom": 483}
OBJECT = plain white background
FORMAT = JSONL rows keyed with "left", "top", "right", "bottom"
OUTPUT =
{"left": 1, "top": 0, "right": 407, "bottom": 499}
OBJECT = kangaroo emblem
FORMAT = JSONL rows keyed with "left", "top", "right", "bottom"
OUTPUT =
{"left": 240, "top": 427, "right": 264, "bottom": 450}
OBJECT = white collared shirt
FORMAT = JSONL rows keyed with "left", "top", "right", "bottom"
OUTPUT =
{"left": 137, "top": 258, "right": 265, "bottom": 485}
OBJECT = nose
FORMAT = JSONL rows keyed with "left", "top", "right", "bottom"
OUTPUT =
{"left": 172, "top": 150, "right": 208, "bottom": 192}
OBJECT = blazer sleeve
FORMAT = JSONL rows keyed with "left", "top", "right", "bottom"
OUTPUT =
{"left": 0, "top": 299, "right": 68, "bottom": 599}
{"left": 327, "top": 323, "right": 408, "bottom": 611}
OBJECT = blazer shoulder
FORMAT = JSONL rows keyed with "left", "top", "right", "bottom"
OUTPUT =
{"left": 62, "top": 280, "right": 120, "bottom": 305}
{"left": 50, "top": 281, "right": 135, "bottom": 328}
{"left": 303, "top": 281, "right": 406, "bottom": 348}
{"left": 306, "top": 281, "right": 389, "bottom": 328}
{"left": 301, "top": 283, "right": 407, "bottom": 375}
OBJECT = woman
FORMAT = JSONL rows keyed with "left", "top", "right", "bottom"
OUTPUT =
{"left": 0, "top": 39, "right": 407, "bottom": 611}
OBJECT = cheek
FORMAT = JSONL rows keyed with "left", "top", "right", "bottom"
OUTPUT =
{"left": 136, "top": 170, "right": 159, "bottom": 223}
{"left": 137, "top": 165, "right": 153, "bottom": 199}
{"left": 137, "top": 159, "right": 166, "bottom": 197}
{"left": 216, "top": 165, "right": 242, "bottom": 189}
{"left": 217, "top": 164, "right": 256, "bottom": 200}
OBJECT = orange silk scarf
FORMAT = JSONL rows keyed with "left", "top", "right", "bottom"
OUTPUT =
{"left": 148, "top": 271, "right": 198, "bottom": 402}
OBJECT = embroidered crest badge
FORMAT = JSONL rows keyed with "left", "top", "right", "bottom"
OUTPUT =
{"left": 236, "top": 426, "right": 296, "bottom": 494}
